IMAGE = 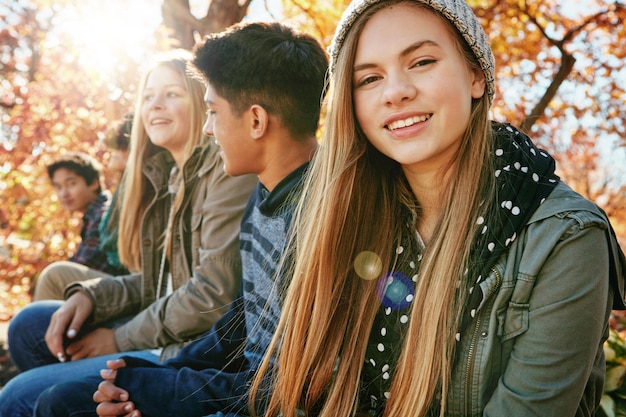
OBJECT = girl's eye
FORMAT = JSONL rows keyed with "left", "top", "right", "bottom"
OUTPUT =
{"left": 411, "top": 58, "right": 436, "bottom": 69}
{"left": 355, "top": 75, "right": 381, "bottom": 88}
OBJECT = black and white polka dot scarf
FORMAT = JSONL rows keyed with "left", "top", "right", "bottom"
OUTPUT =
{"left": 456, "top": 122, "right": 560, "bottom": 341}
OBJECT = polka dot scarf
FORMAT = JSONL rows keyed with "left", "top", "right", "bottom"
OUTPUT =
{"left": 362, "top": 235, "right": 424, "bottom": 414}
{"left": 457, "top": 122, "right": 559, "bottom": 341}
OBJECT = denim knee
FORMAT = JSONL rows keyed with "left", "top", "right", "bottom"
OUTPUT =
{"left": 34, "top": 379, "right": 101, "bottom": 417}
{"left": 8, "top": 300, "right": 63, "bottom": 372}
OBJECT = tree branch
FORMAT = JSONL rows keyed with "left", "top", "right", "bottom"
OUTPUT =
{"left": 517, "top": 2, "right": 620, "bottom": 131}
{"left": 520, "top": 52, "right": 575, "bottom": 132}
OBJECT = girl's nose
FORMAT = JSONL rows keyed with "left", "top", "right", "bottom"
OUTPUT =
{"left": 147, "top": 92, "right": 165, "bottom": 109}
{"left": 382, "top": 72, "right": 417, "bottom": 105}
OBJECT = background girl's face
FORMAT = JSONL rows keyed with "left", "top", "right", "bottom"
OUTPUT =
{"left": 140, "top": 65, "right": 191, "bottom": 164}
{"left": 107, "top": 149, "right": 128, "bottom": 174}
{"left": 352, "top": 3, "right": 485, "bottom": 176}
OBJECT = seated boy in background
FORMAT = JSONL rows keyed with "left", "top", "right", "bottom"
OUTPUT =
{"left": 31, "top": 21, "right": 328, "bottom": 417}
{"left": 45, "top": 153, "right": 114, "bottom": 274}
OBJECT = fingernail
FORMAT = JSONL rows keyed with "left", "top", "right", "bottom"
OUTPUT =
{"left": 57, "top": 352, "right": 65, "bottom": 363}
{"left": 67, "top": 328, "right": 77, "bottom": 338}
{"left": 124, "top": 404, "right": 132, "bottom": 412}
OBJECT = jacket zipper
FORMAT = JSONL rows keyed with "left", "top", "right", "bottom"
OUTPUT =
{"left": 464, "top": 267, "right": 502, "bottom": 416}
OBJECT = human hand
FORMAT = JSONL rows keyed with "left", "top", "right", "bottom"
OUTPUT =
{"left": 44, "top": 291, "right": 94, "bottom": 362}
{"left": 94, "top": 359, "right": 142, "bottom": 417}
{"left": 66, "top": 327, "right": 119, "bottom": 360}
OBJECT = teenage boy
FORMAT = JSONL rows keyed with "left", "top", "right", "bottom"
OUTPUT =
{"left": 45, "top": 152, "right": 118, "bottom": 275}
{"left": 32, "top": 21, "right": 328, "bottom": 417}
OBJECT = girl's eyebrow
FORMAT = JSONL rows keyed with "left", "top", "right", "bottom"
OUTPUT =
{"left": 144, "top": 83, "right": 186, "bottom": 91}
{"left": 401, "top": 39, "right": 439, "bottom": 58}
{"left": 353, "top": 39, "right": 440, "bottom": 72}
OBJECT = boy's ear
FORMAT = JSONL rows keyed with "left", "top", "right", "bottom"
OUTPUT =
{"left": 249, "top": 104, "right": 268, "bottom": 140}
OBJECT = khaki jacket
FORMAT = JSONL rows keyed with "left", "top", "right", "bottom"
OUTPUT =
{"left": 74, "top": 140, "right": 257, "bottom": 360}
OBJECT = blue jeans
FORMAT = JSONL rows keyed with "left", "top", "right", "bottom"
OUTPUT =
{"left": 33, "top": 374, "right": 236, "bottom": 417}
{"left": 8, "top": 301, "right": 63, "bottom": 372}
{"left": 32, "top": 378, "right": 243, "bottom": 417}
{"left": 34, "top": 377, "right": 240, "bottom": 417}
{"left": 0, "top": 301, "right": 159, "bottom": 417}
{"left": 33, "top": 376, "right": 110, "bottom": 417}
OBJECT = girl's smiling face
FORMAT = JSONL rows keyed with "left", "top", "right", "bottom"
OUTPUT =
{"left": 141, "top": 65, "right": 191, "bottom": 165}
{"left": 353, "top": 3, "right": 485, "bottom": 177}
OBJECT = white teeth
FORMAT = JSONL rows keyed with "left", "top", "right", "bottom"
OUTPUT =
{"left": 387, "top": 114, "right": 430, "bottom": 131}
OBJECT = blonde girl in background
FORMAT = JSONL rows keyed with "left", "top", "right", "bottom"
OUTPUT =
{"left": 253, "top": 0, "right": 626, "bottom": 416}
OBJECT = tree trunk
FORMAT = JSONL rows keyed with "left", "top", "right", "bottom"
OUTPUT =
{"left": 161, "top": 0, "right": 253, "bottom": 50}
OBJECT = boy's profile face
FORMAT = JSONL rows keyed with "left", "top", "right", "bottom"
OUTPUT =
{"left": 51, "top": 167, "right": 99, "bottom": 213}
{"left": 203, "top": 83, "right": 261, "bottom": 177}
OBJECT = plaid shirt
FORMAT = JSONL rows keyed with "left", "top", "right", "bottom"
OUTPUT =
{"left": 69, "top": 191, "right": 124, "bottom": 274}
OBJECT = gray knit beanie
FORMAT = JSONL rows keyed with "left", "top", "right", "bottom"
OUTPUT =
{"left": 329, "top": 0, "right": 495, "bottom": 105}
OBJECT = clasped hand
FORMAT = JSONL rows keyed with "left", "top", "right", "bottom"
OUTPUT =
{"left": 94, "top": 358, "right": 142, "bottom": 417}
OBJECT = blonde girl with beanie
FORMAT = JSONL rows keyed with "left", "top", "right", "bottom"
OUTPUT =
{"left": 252, "top": 1, "right": 626, "bottom": 416}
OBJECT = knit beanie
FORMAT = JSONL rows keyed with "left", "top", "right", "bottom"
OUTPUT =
{"left": 329, "top": 0, "right": 496, "bottom": 105}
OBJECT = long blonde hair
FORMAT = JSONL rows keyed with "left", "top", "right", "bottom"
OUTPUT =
{"left": 117, "top": 50, "right": 207, "bottom": 272}
{"left": 252, "top": 2, "right": 496, "bottom": 416}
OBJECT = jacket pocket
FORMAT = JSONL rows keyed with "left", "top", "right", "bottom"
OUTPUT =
{"left": 497, "top": 301, "right": 529, "bottom": 341}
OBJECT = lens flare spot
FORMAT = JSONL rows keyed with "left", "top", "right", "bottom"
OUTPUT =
{"left": 377, "top": 272, "right": 414, "bottom": 310}
{"left": 354, "top": 251, "right": 383, "bottom": 280}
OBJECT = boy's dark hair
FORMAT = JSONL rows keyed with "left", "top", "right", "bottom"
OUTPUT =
{"left": 191, "top": 21, "right": 329, "bottom": 138}
{"left": 47, "top": 152, "right": 102, "bottom": 193}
